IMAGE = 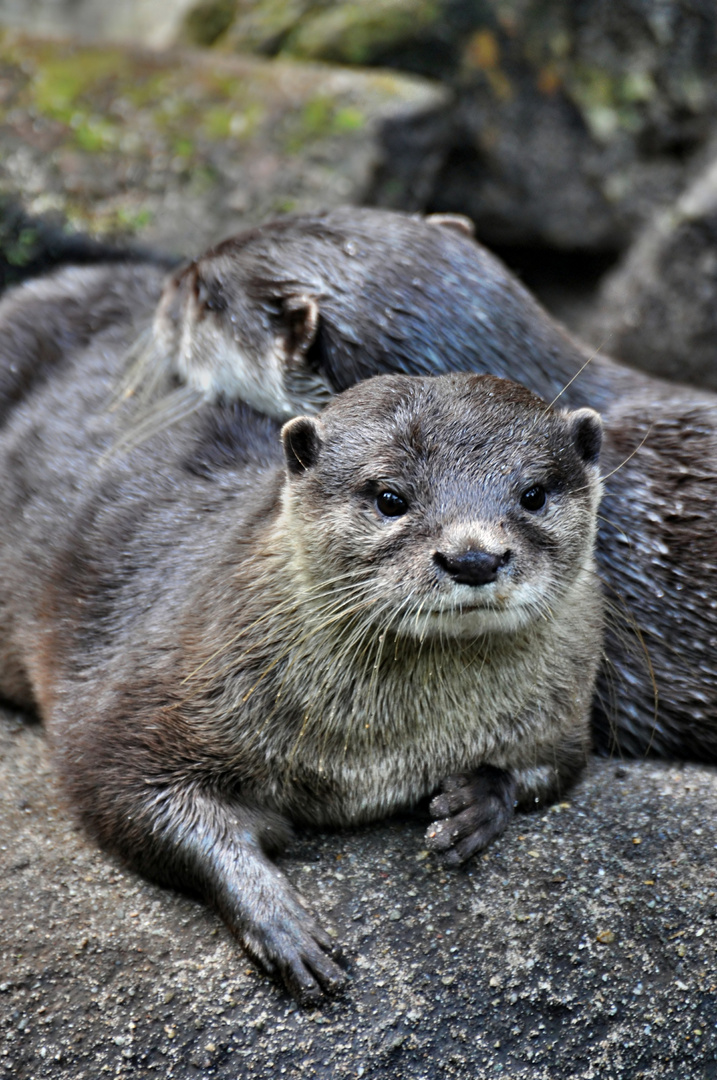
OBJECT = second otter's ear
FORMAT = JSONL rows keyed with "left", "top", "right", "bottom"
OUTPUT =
{"left": 280, "top": 294, "right": 320, "bottom": 363}
{"left": 281, "top": 416, "right": 323, "bottom": 474}
{"left": 568, "top": 407, "right": 603, "bottom": 465}
{"left": 425, "top": 213, "right": 475, "bottom": 238}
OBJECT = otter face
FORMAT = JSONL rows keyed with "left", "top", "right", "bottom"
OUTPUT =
{"left": 281, "top": 373, "right": 602, "bottom": 640}
{"left": 153, "top": 249, "right": 330, "bottom": 418}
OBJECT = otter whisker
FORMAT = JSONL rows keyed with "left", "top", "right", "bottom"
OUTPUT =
{"left": 542, "top": 336, "right": 611, "bottom": 414}
{"left": 598, "top": 426, "right": 653, "bottom": 486}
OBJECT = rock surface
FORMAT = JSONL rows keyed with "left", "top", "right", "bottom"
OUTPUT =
{"left": 581, "top": 149, "right": 717, "bottom": 390}
{"left": 2, "top": 706, "right": 717, "bottom": 1078}
{"left": 0, "top": 32, "right": 449, "bottom": 258}
{"left": 428, "top": 0, "right": 717, "bottom": 252}
{"left": 0, "top": 0, "right": 197, "bottom": 49}
{"left": 192, "top": 0, "right": 717, "bottom": 254}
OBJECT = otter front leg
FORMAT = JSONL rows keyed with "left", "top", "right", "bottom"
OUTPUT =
{"left": 426, "top": 742, "right": 589, "bottom": 865}
{"left": 425, "top": 766, "right": 517, "bottom": 865}
{"left": 116, "top": 786, "right": 346, "bottom": 1003}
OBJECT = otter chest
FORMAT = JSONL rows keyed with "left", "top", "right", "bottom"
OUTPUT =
{"left": 263, "top": 646, "right": 562, "bottom": 826}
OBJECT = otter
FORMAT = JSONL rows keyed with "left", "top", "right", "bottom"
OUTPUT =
{"left": 124, "top": 207, "right": 638, "bottom": 427}
{"left": 120, "top": 206, "right": 717, "bottom": 761}
{"left": 0, "top": 274, "right": 604, "bottom": 999}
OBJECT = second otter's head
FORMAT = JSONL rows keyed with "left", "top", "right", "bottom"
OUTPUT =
{"left": 279, "top": 373, "right": 602, "bottom": 639}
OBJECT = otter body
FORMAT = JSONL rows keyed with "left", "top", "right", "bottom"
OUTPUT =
{"left": 142, "top": 208, "right": 638, "bottom": 420}
{"left": 0, "top": 280, "right": 603, "bottom": 997}
{"left": 130, "top": 207, "right": 717, "bottom": 760}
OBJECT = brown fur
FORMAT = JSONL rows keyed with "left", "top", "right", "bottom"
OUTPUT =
{"left": 0, "top": 275, "right": 603, "bottom": 999}
{"left": 125, "top": 207, "right": 717, "bottom": 760}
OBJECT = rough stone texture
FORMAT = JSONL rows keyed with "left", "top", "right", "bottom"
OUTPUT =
{"left": 0, "top": 33, "right": 449, "bottom": 258}
{"left": 580, "top": 149, "right": 717, "bottom": 390}
{"left": 192, "top": 0, "right": 717, "bottom": 253}
{"left": 0, "top": 0, "right": 197, "bottom": 50}
{"left": 212, "top": 0, "right": 467, "bottom": 78}
{"left": 428, "top": 0, "right": 717, "bottom": 252}
{"left": 3, "top": 706, "right": 717, "bottom": 1079}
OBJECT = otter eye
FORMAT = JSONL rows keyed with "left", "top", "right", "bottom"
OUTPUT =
{"left": 520, "top": 485, "right": 547, "bottom": 512}
{"left": 376, "top": 490, "right": 408, "bottom": 517}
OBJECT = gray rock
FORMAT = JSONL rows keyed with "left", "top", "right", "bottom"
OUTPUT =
{"left": 203, "top": 0, "right": 717, "bottom": 253}
{"left": 2, "top": 706, "right": 717, "bottom": 1078}
{"left": 581, "top": 150, "right": 717, "bottom": 389}
{"left": 429, "top": 0, "right": 717, "bottom": 252}
{"left": 0, "top": 35, "right": 449, "bottom": 257}
{"left": 0, "top": 0, "right": 197, "bottom": 49}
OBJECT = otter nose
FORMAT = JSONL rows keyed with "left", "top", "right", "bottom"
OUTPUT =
{"left": 434, "top": 548, "right": 510, "bottom": 586}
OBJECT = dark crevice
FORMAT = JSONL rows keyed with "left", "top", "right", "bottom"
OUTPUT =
{"left": 485, "top": 242, "right": 620, "bottom": 330}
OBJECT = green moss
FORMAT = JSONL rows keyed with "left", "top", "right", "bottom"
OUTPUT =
{"left": 272, "top": 197, "right": 298, "bottom": 214}
{"left": 202, "top": 102, "right": 263, "bottom": 139}
{"left": 183, "top": 0, "right": 239, "bottom": 47}
{"left": 31, "top": 50, "right": 130, "bottom": 122}
{"left": 114, "top": 205, "right": 154, "bottom": 232}
{"left": 203, "top": 106, "right": 234, "bottom": 139}
{"left": 173, "top": 136, "right": 197, "bottom": 158}
{"left": 332, "top": 106, "right": 365, "bottom": 132}
{"left": 566, "top": 65, "right": 654, "bottom": 141}
{"left": 223, "top": 0, "right": 318, "bottom": 55}
{"left": 283, "top": 94, "right": 366, "bottom": 152}
{"left": 72, "top": 116, "right": 119, "bottom": 152}
{"left": 282, "top": 1, "right": 442, "bottom": 65}
{"left": 189, "top": 163, "right": 222, "bottom": 193}
{"left": 123, "top": 70, "right": 175, "bottom": 110}
{"left": 302, "top": 95, "right": 333, "bottom": 135}
{"left": 2, "top": 38, "right": 276, "bottom": 161}
{"left": 3, "top": 226, "right": 40, "bottom": 267}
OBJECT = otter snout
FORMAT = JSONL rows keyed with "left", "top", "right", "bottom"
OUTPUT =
{"left": 434, "top": 548, "right": 511, "bottom": 587}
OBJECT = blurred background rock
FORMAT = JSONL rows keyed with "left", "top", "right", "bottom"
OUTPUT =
{"left": 2, "top": 0, "right": 717, "bottom": 383}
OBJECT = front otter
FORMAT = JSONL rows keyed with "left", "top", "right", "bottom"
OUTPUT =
{"left": 128, "top": 207, "right": 717, "bottom": 762}
{"left": 0, "top": 313, "right": 602, "bottom": 1001}
{"left": 270, "top": 376, "right": 603, "bottom": 830}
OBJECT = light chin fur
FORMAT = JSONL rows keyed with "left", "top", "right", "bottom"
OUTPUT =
{"left": 177, "top": 325, "right": 297, "bottom": 419}
{"left": 392, "top": 571, "right": 594, "bottom": 641}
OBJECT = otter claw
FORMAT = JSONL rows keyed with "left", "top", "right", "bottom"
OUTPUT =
{"left": 243, "top": 918, "right": 347, "bottom": 1003}
{"left": 426, "top": 765, "right": 517, "bottom": 864}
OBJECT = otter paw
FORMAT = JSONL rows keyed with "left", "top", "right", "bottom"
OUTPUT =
{"left": 425, "top": 766, "right": 517, "bottom": 866}
{"left": 239, "top": 886, "right": 347, "bottom": 1005}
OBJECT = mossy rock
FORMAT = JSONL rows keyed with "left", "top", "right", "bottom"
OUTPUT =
{"left": 0, "top": 31, "right": 448, "bottom": 253}
{"left": 193, "top": 0, "right": 485, "bottom": 79}
{"left": 279, "top": 1, "right": 444, "bottom": 67}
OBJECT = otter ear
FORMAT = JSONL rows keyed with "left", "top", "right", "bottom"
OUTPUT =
{"left": 425, "top": 213, "right": 475, "bottom": 238}
{"left": 567, "top": 407, "right": 603, "bottom": 465}
{"left": 280, "top": 294, "right": 320, "bottom": 362}
{"left": 281, "top": 416, "right": 323, "bottom": 474}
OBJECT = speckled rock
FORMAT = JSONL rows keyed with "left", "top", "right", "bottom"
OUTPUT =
{"left": 427, "top": 0, "right": 717, "bottom": 252}
{"left": 3, "top": 707, "right": 717, "bottom": 1078}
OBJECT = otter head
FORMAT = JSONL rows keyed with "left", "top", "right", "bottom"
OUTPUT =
{"left": 280, "top": 373, "right": 602, "bottom": 640}
{"left": 153, "top": 239, "right": 331, "bottom": 419}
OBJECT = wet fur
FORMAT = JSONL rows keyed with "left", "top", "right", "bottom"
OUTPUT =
{"left": 0, "top": 275, "right": 603, "bottom": 998}
{"left": 122, "top": 207, "right": 717, "bottom": 760}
